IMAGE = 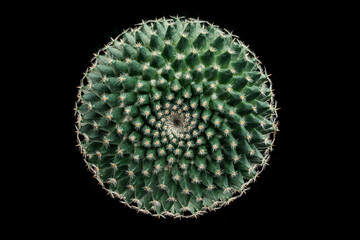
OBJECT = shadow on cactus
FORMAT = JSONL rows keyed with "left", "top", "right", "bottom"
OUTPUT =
{"left": 75, "top": 17, "right": 279, "bottom": 218}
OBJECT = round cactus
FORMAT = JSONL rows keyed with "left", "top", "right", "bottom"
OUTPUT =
{"left": 75, "top": 17, "right": 278, "bottom": 218}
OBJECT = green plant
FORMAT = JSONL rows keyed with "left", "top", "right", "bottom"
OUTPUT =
{"left": 75, "top": 17, "right": 278, "bottom": 218}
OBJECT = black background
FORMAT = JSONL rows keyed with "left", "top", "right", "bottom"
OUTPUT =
{"left": 15, "top": 1, "right": 340, "bottom": 236}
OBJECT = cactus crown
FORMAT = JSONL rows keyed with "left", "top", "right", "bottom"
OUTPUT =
{"left": 75, "top": 17, "right": 278, "bottom": 218}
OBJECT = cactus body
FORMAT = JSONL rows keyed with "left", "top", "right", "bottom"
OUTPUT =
{"left": 75, "top": 17, "right": 278, "bottom": 218}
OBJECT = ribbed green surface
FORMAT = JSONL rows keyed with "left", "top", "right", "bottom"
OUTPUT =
{"left": 75, "top": 17, "right": 278, "bottom": 218}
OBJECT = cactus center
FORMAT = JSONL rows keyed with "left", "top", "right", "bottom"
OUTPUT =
{"left": 172, "top": 116, "right": 182, "bottom": 127}
{"left": 165, "top": 110, "right": 190, "bottom": 138}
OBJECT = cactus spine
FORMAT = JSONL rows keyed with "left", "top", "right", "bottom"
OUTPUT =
{"left": 75, "top": 17, "right": 278, "bottom": 218}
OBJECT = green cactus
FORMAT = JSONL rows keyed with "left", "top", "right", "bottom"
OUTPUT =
{"left": 75, "top": 17, "right": 278, "bottom": 218}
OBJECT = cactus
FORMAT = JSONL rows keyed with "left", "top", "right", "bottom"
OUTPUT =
{"left": 75, "top": 17, "right": 278, "bottom": 218}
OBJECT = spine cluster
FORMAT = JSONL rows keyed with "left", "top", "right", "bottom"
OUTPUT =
{"left": 75, "top": 17, "right": 278, "bottom": 218}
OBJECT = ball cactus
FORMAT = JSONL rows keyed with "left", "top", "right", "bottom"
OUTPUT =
{"left": 75, "top": 17, "right": 278, "bottom": 218}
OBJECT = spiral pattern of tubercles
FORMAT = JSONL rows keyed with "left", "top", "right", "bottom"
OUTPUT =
{"left": 75, "top": 17, "right": 278, "bottom": 218}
